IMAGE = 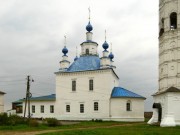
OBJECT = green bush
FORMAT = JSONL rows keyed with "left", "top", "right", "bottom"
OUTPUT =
{"left": 28, "top": 119, "right": 39, "bottom": 127}
{"left": 46, "top": 118, "right": 59, "bottom": 127}
{"left": 0, "top": 113, "right": 8, "bottom": 125}
{"left": 0, "top": 113, "right": 27, "bottom": 126}
{"left": 8, "top": 115, "right": 26, "bottom": 125}
{"left": 95, "top": 119, "right": 103, "bottom": 122}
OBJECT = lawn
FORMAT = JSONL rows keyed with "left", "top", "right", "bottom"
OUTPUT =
{"left": 0, "top": 121, "right": 180, "bottom": 135}
{"left": 39, "top": 123, "right": 180, "bottom": 135}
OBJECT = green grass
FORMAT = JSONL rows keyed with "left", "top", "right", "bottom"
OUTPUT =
{"left": 0, "top": 121, "right": 130, "bottom": 131}
{"left": 1, "top": 121, "right": 180, "bottom": 135}
{"left": 39, "top": 123, "right": 180, "bottom": 135}
{"left": 0, "top": 124, "right": 50, "bottom": 131}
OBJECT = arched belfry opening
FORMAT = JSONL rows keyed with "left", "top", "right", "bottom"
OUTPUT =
{"left": 170, "top": 12, "right": 177, "bottom": 30}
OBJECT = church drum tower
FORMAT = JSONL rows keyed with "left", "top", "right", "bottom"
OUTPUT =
{"left": 148, "top": 0, "right": 180, "bottom": 127}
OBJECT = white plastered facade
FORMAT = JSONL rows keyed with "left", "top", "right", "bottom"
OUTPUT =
{"left": 55, "top": 69, "right": 145, "bottom": 121}
{"left": 18, "top": 101, "right": 55, "bottom": 118}
{"left": 55, "top": 69, "right": 119, "bottom": 120}
{"left": 148, "top": 0, "right": 180, "bottom": 127}
{"left": 110, "top": 98, "right": 145, "bottom": 121}
{"left": 0, "top": 92, "right": 5, "bottom": 113}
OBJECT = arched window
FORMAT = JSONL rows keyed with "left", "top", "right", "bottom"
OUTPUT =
{"left": 86, "top": 49, "right": 89, "bottom": 55}
{"left": 170, "top": 12, "right": 177, "bottom": 30}
{"left": 126, "top": 100, "right": 132, "bottom": 111}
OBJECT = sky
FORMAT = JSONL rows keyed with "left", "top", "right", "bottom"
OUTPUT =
{"left": 0, "top": 0, "right": 159, "bottom": 111}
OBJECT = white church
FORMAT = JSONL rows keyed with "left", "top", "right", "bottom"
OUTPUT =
{"left": 0, "top": 90, "right": 5, "bottom": 113}
{"left": 11, "top": 17, "right": 146, "bottom": 121}
{"left": 148, "top": 0, "right": 180, "bottom": 127}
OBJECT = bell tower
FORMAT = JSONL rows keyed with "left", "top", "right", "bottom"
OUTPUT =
{"left": 148, "top": 0, "right": 180, "bottom": 127}
{"left": 159, "top": 0, "right": 180, "bottom": 92}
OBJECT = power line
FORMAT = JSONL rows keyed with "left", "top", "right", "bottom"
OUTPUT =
{"left": 0, "top": 80, "right": 26, "bottom": 83}
{"left": 0, "top": 83, "right": 26, "bottom": 87}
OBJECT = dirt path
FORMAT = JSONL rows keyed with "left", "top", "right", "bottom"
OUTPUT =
{"left": 0, "top": 123, "right": 144, "bottom": 135}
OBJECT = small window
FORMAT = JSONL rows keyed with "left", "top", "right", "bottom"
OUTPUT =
{"left": 159, "top": 18, "right": 164, "bottom": 36}
{"left": 66, "top": 105, "right": 70, "bottom": 112}
{"left": 89, "top": 79, "right": 93, "bottom": 91}
{"left": 41, "top": 105, "right": 44, "bottom": 113}
{"left": 50, "top": 105, "right": 54, "bottom": 113}
{"left": 126, "top": 101, "right": 131, "bottom": 111}
{"left": 72, "top": 80, "right": 76, "bottom": 91}
{"left": 16, "top": 106, "right": 22, "bottom": 114}
{"left": 94, "top": 102, "right": 98, "bottom": 111}
{"left": 86, "top": 49, "right": 89, "bottom": 55}
{"left": 32, "top": 105, "right": 35, "bottom": 113}
{"left": 80, "top": 104, "right": 84, "bottom": 113}
{"left": 170, "top": 12, "right": 177, "bottom": 30}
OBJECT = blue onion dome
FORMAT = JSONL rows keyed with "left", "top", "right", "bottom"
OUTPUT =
{"left": 102, "top": 41, "right": 109, "bottom": 50}
{"left": 62, "top": 46, "right": 68, "bottom": 55}
{"left": 74, "top": 56, "right": 78, "bottom": 61}
{"left": 109, "top": 52, "right": 114, "bottom": 60}
{"left": 86, "top": 21, "right": 93, "bottom": 32}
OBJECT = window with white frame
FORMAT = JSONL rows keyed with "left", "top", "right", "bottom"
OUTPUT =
{"left": 40, "top": 105, "right": 44, "bottom": 113}
{"left": 94, "top": 102, "right": 98, "bottom": 111}
{"left": 66, "top": 105, "right": 70, "bottom": 112}
{"left": 126, "top": 100, "right": 132, "bottom": 111}
{"left": 32, "top": 105, "right": 35, "bottom": 113}
{"left": 89, "top": 79, "right": 93, "bottom": 91}
{"left": 80, "top": 104, "right": 84, "bottom": 113}
{"left": 72, "top": 80, "right": 76, "bottom": 91}
{"left": 50, "top": 105, "right": 54, "bottom": 113}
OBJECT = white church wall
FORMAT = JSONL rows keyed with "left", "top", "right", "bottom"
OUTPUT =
{"left": 81, "top": 43, "right": 98, "bottom": 56}
{"left": 154, "top": 94, "right": 168, "bottom": 120}
{"left": 110, "top": 98, "right": 144, "bottom": 122}
{"left": 153, "top": 92, "right": 180, "bottom": 126}
{"left": 55, "top": 69, "right": 119, "bottom": 120}
{"left": 0, "top": 94, "right": 4, "bottom": 113}
{"left": 166, "top": 93, "right": 180, "bottom": 125}
{"left": 19, "top": 101, "right": 55, "bottom": 118}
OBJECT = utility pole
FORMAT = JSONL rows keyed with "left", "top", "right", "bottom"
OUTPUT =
{"left": 27, "top": 76, "right": 30, "bottom": 119}
{"left": 23, "top": 75, "right": 33, "bottom": 119}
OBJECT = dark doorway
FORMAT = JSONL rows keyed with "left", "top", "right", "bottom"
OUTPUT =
{"left": 153, "top": 103, "right": 162, "bottom": 122}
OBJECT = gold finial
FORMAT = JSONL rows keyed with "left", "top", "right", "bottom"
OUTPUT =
{"left": 88, "top": 7, "right": 91, "bottom": 21}
{"left": 105, "top": 30, "right": 107, "bottom": 41}
{"left": 64, "top": 35, "right": 66, "bottom": 47}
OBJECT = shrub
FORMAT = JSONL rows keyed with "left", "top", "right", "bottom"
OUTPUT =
{"left": 8, "top": 115, "right": 26, "bottom": 125}
{"left": 28, "top": 119, "right": 39, "bottom": 127}
{"left": 95, "top": 119, "right": 103, "bottom": 122}
{"left": 46, "top": 118, "right": 59, "bottom": 127}
{"left": 0, "top": 113, "right": 8, "bottom": 125}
